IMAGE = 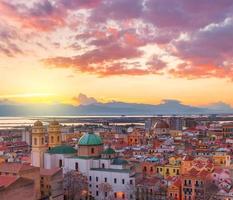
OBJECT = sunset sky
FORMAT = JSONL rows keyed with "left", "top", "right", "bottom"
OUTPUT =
{"left": 0, "top": 0, "right": 233, "bottom": 106}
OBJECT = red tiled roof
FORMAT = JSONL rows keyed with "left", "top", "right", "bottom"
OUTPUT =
{"left": 173, "top": 178, "right": 181, "bottom": 188}
{"left": 188, "top": 168, "right": 199, "bottom": 176}
{"left": 40, "top": 168, "right": 61, "bottom": 176}
{"left": 0, "top": 175, "right": 17, "bottom": 187}
{"left": 0, "top": 163, "right": 37, "bottom": 174}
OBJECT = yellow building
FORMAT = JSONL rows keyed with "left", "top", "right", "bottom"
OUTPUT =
{"left": 156, "top": 156, "right": 182, "bottom": 178}
{"left": 31, "top": 120, "right": 47, "bottom": 168}
{"left": 213, "top": 152, "right": 231, "bottom": 167}
{"left": 48, "top": 120, "right": 62, "bottom": 148}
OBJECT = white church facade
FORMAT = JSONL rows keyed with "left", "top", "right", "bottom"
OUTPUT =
{"left": 31, "top": 120, "right": 136, "bottom": 200}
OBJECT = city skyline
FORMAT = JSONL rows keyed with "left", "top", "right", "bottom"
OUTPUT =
{"left": 0, "top": 0, "right": 233, "bottom": 107}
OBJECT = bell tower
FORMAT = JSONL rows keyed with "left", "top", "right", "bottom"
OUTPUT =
{"left": 48, "top": 120, "right": 61, "bottom": 148}
{"left": 31, "top": 120, "right": 47, "bottom": 168}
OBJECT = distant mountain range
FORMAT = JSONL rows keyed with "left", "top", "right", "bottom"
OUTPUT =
{"left": 0, "top": 99, "right": 233, "bottom": 116}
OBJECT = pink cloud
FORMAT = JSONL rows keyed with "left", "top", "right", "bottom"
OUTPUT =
{"left": 1, "top": 0, "right": 233, "bottom": 80}
{"left": 170, "top": 18, "right": 233, "bottom": 79}
{"left": 0, "top": 0, "right": 66, "bottom": 31}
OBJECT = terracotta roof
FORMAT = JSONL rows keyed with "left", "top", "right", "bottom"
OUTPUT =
{"left": 173, "top": 178, "right": 181, "bottom": 188}
{"left": 0, "top": 176, "right": 17, "bottom": 187}
{"left": 198, "top": 169, "right": 210, "bottom": 177}
{"left": 188, "top": 168, "right": 199, "bottom": 176}
{"left": 0, "top": 163, "right": 37, "bottom": 174}
{"left": 183, "top": 155, "right": 194, "bottom": 161}
{"left": 40, "top": 168, "right": 61, "bottom": 176}
{"left": 136, "top": 177, "right": 160, "bottom": 186}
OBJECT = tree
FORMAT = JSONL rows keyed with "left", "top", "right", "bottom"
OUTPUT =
{"left": 99, "top": 182, "right": 114, "bottom": 200}
{"left": 64, "top": 170, "right": 88, "bottom": 200}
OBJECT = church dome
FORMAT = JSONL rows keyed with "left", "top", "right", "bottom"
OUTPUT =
{"left": 78, "top": 132, "right": 103, "bottom": 146}
{"left": 34, "top": 120, "right": 43, "bottom": 127}
{"left": 47, "top": 145, "right": 76, "bottom": 154}
{"left": 49, "top": 120, "right": 59, "bottom": 126}
{"left": 103, "top": 147, "right": 116, "bottom": 155}
{"left": 154, "top": 120, "right": 169, "bottom": 129}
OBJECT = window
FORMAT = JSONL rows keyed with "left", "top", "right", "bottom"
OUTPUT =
{"left": 59, "top": 159, "right": 62, "bottom": 168}
{"left": 34, "top": 138, "right": 37, "bottom": 145}
{"left": 91, "top": 148, "right": 95, "bottom": 154}
{"left": 96, "top": 191, "right": 99, "bottom": 196}
{"left": 150, "top": 167, "right": 153, "bottom": 172}
{"left": 96, "top": 177, "right": 98, "bottom": 182}
{"left": 57, "top": 136, "right": 60, "bottom": 142}
{"left": 144, "top": 166, "right": 147, "bottom": 172}
{"left": 89, "top": 176, "right": 92, "bottom": 181}
{"left": 51, "top": 136, "right": 54, "bottom": 143}
{"left": 130, "top": 180, "right": 133, "bottom": 185}
{"left": 105, "top": 192, "right": 107, "bottom": 197}
{"left": 122, "top": 179, "right": 125, "bottom": 184}
{"left": 104, "top": 178, "right": 107, "bottom": 182}
{"left": 122, "top": 193, "right": 125, "bottom": 199}
{"left": 102, "top": 163, "right": 105, "bottom": 168}
{"left": 75, "top": 162, "right": 79, "bottom": 171}
{"left": 114, "top": 178, "right": 117, "bottom": 183}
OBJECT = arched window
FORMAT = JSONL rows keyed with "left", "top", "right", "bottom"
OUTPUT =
{"left": 34, "top": 138, "right": 37, "bottom": 145}
{"left": 91, "top": 148, "right": 95, "bottom": 154}
{"left": 144, "top": 166, "right": 147, "bottom": 172}
{"left": 75, "top": 162, "right": 79, "bottom": 171}
{"left": 102, "top": 163, "right": 105, "bottom": 168}
{"left": 59, "top": 159, "right": 62, "bottom": 168}
{"left": 51, "top": 136, "right": 54, "bottom": 143}
{"left": 57, "top": 136, "right": 60, "bottom": 142}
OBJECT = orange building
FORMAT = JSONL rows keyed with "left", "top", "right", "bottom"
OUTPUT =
{"left": 181, "top": 168, "right": 210, "bottom": 200}
{"left": 180, "top": 155, "right": 194, "bottom": 175}
{"left": 167, "top": 178, "right": 181, "bottom": 200}
{"left": 127, "top": 129, "right": 144, "bottom": 146}
{"left": 141, "top": 161, "right": 158, "bottom": 176}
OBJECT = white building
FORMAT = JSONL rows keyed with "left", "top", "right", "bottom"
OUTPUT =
{"left": 32, "top": 121, "right": 136, "bottom": 200}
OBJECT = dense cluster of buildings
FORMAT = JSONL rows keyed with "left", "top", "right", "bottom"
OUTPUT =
{"left": 0, "top": 116, "right": 233, "bottom": 199}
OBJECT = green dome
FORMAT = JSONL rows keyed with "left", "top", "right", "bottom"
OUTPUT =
{"left": 78, "top": 132, "right": 103, "bottom": 146}
{"left": 47, "top": 145, "right": 76, "bottom": 154}
{"left": 103, "top": 148, "right": 116, "bottom": 155}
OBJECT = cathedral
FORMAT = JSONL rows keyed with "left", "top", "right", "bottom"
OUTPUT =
{"left": 31, "top": 120, "right": 135, "bottom": 200}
